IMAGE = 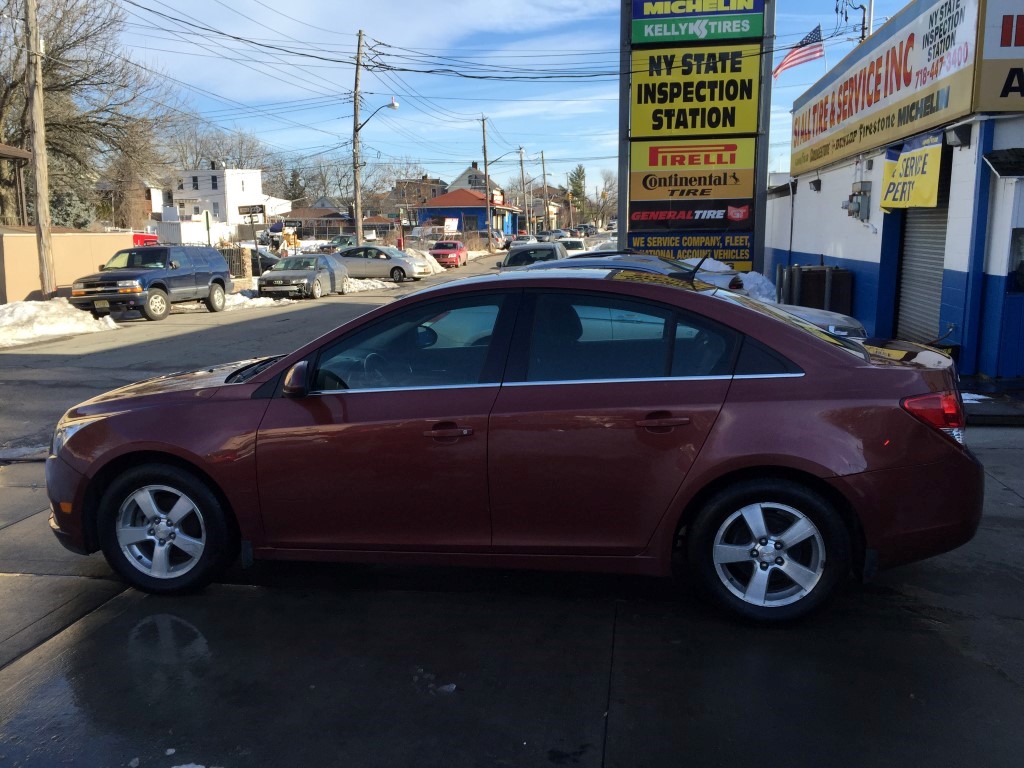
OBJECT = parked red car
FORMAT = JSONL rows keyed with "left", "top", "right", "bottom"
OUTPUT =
{"left": 428, "top": 240, "right": 468, "bottom": 268}
{"left": 46, "top": 268, "right": 982, "bottom": 621}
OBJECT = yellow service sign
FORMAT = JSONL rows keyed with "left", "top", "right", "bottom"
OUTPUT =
{"left": 629, "top": 139, "right": 755, "bottom": 200}
{"left": 631, "top": 45, "right": 761, "bottom": 137}
{"left": 880, "top": 132, "right": 943, "bottom": 209}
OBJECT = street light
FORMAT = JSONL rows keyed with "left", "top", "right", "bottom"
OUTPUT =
{"left": 353, "top": 96, "right": 398, "bottom": 245}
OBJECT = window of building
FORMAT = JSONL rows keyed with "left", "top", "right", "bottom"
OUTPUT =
{"left": 211, "top": 175, "right": 218, "bottom": 190}
{"left": 241, "top": 180, "right": 245, "bottom": 192}
{"left": 193, "top": 205, "right": 201, "bottom": 216}
{"left": 191, "top": 176, "right": 199, "bottom": 190}
{"left": 177, "top": 178, "right": 183, "bottom": 190}
{"left": 212, "top": 202, "right": 220, "bottom": 218}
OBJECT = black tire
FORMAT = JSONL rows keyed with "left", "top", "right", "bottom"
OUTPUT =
{"left": 337, "top": 276, "right": 348, "bottom": 295}
{"left": 685, "top": 478, "right": 850, "bottom": 622}
{"left": 309, "top": 279, "right": 323, "bottom": 300}
{"left": 390, "top": 267, "right": 406, "bottom": 282}
{"left": 142, "top": 288, "right": 170, "bottom": 321}
{"left": 204, "top": 283, "right": 226, "bottom": 312}
{"left": 97, "top": 464, "right": 233, "bottom": 594}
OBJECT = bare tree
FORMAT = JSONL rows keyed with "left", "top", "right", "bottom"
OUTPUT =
{"left": 0, "top": 0, "right": 178, "bottom": 225}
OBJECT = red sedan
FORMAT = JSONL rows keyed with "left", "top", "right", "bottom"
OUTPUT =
{"left": 45, "top": 268, "right": 982, "bottom": 621}
{"left": 428, "top": 240, "right": 468, "bottom": 268}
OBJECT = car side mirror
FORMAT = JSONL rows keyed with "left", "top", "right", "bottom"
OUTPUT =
{"left": 282, "top": 361, "right": 309, "bottom": 398}
{"left": 415, "top": 325, "right": 438, "bottom": 349}
{"left": 98, "top": 264, "right": 106, "bottom": 271}
{"left": 494, "top": 260, "right": 503, "bottom": 269}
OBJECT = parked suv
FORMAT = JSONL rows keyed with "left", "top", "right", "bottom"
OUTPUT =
{"left": 318, "top": 234, "right": 356, "bottom": 253}
{"left": 70, "top": 245, "right": 232, "bottom": 321}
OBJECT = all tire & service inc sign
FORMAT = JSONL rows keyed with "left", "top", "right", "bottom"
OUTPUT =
{"left": 790, "top": 0, "right": 980, "bottom": 175}
{"left": 623, "top": 0, "right": 773, "bottom": 270}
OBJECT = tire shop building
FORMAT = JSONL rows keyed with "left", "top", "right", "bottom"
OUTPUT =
{"left": 765, "top": 0, "right": 1024, "bottom": 377}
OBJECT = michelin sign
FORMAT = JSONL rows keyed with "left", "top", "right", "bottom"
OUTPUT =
{"left": 632, "top": 0, "right": 765, "bottom": 43}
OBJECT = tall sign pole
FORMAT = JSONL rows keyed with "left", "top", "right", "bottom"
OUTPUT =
{"left": 25, "top": 0, "right": 55, "bottom": 298}
{"left": 482, "top": 116, "right": 493, "bottom": 251}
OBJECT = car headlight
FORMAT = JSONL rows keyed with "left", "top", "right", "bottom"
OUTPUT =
{"left": 51, "top": 416, "right": 105, "bottom": 456}
{"left": 72, "top": 281, "right": 85, "bottom": 291}
{"left": 116, "top": 279, "right": 143, "bottom": 294}
{"left": 291, "top": 278, "right": 308, "bottom": 285}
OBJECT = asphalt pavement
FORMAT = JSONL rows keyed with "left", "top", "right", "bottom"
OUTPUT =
{"left": 2, "top": 254, "right": 1023, "bottom": 766}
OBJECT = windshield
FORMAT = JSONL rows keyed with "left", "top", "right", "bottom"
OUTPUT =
{"left": 434, "top": 242, "right": 460, "bottom": 249}
{"left": 271, "top": 257, "right": 317, "bottom": 271}
{"left": 104, "top": 248, "right": 168, "bottom": 269}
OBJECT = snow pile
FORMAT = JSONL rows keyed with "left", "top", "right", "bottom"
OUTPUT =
{"left": 405, "top": 247, "right": 446, "bottom": 275}
{"left": 739, "top": 271, "right": 778, "bottom": 302}
{"left": 343, "top": 277, "right": 400, "bottom": 293}
{"left": 0, "top": 298, "right": 118, "bottom": 349}
{"left": 226, "top": 290, "right": 295, "bottom": 308}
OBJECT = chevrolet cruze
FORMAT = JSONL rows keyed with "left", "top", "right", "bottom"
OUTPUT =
{"left": 46, "top": 268, "right": 983, "bottom": 621}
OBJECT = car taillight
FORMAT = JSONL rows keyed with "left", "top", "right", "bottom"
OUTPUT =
{"left": 901, "top": 391, "right": 965, "bottom": 445}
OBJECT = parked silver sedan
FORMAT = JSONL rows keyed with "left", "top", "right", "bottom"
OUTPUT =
{"left": 257, "top": 254, "right": 348, "bottom": 299}
{"left": 334, "top": 245, "right": 431, "bottom": 282}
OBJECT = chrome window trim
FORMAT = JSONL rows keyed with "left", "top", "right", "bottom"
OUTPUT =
{"left": 311, "top": 372, "right": 805, "bottom": 395}
{"left": 312, "top": 383, "right": 500, "bottom": 395}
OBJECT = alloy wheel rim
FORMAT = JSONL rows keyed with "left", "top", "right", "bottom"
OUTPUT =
{"left": 711, "top": 502, "right": 825, "bottom": 608}
{"left": 212, "top": 287, "right": 224, "bottom": 308}
{"left": 115, "top": 484, "right": 207, "bottom": 579}
{"left": 150, "top": 295, "right": 166, "bottom": 315}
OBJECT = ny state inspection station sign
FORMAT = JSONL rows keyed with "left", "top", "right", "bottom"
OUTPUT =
{"left": 632, "top": 0, "right": 765, "bottom": 44}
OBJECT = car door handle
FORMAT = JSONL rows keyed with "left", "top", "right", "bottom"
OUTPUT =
{"left": 635, "top": 416, "right": 691, "bottom": 430}
{"left": 423, "top": 427, "right": 474, "bottom": 438}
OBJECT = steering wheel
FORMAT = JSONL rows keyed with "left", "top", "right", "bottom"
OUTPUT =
{"left": 362, "top": 352, "right": 392, "bottom": 386}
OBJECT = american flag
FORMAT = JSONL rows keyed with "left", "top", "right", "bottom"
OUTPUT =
{"left": 772, "top": 25, "right": 825, "bottom": 79}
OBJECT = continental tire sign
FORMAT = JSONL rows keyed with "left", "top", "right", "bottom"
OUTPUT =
{"left": 629, "top": 139, "right": 755, "bottom": 200}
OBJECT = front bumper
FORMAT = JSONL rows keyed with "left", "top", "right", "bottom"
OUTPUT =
{"left": 45, "top": 453, "right": 95, "bottom": 554}
{"left": 69, "top": 292, "right": 147, "bottom": 313}
{"left": 258, "top": 283, "right": 309, "bottom": 297}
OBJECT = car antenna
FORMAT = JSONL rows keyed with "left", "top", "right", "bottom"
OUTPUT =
{"left": 682, "top": 255, "right": 709, "bottom": 286}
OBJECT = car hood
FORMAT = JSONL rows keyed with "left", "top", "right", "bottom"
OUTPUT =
{"left": 259, "top": 269, "right": 313, "bottom": 280}
{"left": 76, "top": 268, "right": 157, "bottom": 282}
{"left": 66, "top": 358, "right": 266, "bottom": 416}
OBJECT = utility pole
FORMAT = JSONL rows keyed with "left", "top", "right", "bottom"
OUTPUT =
{"left": 352, "top": 29, "right": 364, "bottom": 246}
{"left": 518, "top": 147, "right": 528, "bottom": 235}
{"left": 481, "top": 116, "right": 492, "bottom": 252}
{"left": 540, "top": 151, "right": 550, "bottom": 231}
{"left": 25, "top": 0, "right": 55, "bottom": 298}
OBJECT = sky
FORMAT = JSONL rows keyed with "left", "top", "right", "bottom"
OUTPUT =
{"left": 116, "top": 0, "right": 911, "bottom": 192}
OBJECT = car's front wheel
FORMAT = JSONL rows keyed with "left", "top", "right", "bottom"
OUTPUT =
{"left": 142, "top": 288, "right": 169, "bottom": 321}
{"left": 685, "top": 479, "right": 850, "bottom": 622}
{"left": 97, "top": 464, "right": 233, "bottom": 593}
{"left": 309, "top": 279, "right": 323, "bottom": 300}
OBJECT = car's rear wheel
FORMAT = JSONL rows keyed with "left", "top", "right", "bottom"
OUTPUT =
{"left": 686, "top": 479, "right": 850, "bottom": 622}
{"left": 310, "top": 279, "right": 323, "bottom": 300}
{"left": 204, "top": 283, "right": 225, "bottom": 312}
{"left": 97, "top": 464, "right": 233, "bottom": 593}
{"left": 142, "top": 289, "right": 169, "bottom": 321}
{"left": 390, "top": 267, "right": 405, "bottom": 282}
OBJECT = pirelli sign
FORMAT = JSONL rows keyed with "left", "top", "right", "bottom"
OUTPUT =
{"left": 630, "top": 139, "right": 756, "bottom": 200}
{"left": 624, "top": 0, "right": 772, "bottom": 269}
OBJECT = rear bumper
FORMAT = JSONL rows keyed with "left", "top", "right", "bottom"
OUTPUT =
{"left": 828, "top": 446, "right": 984, "bottom": 571}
